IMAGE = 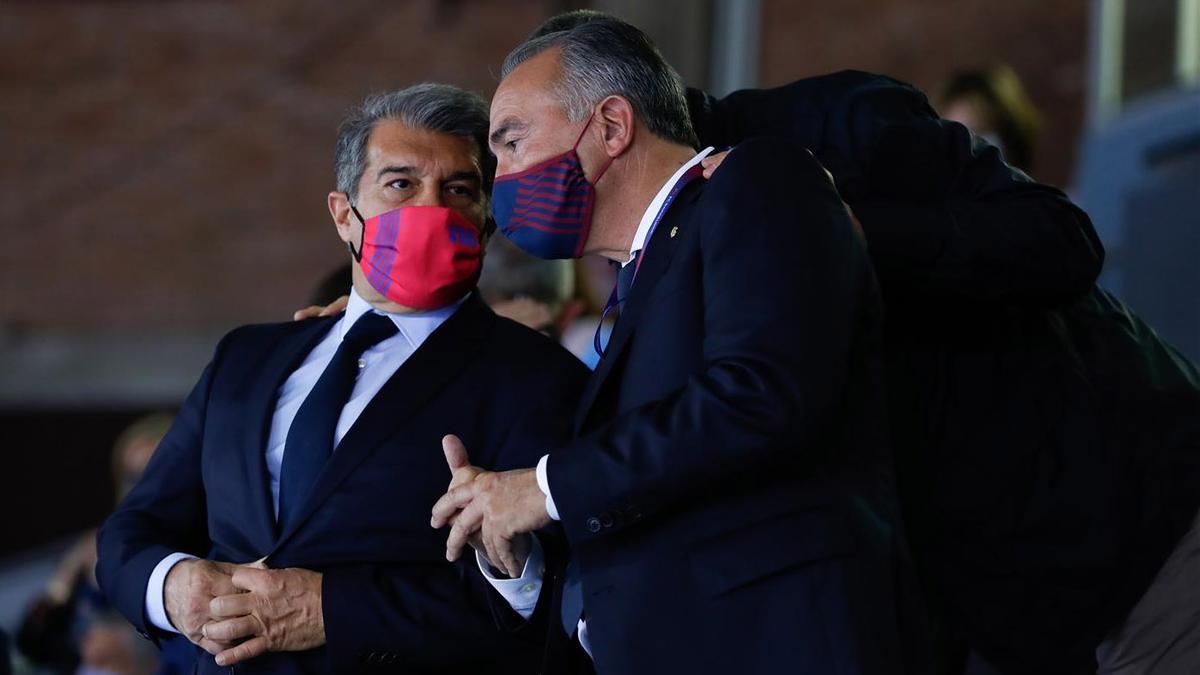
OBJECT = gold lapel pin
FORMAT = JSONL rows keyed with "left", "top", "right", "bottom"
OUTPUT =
{"left": 669, "top": 226, "right": 679, "bottom": 238}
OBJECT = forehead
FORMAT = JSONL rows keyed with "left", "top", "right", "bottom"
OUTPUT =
{"left": 364, "top": 120, "right": 481, "bottom": 175}
{"left": 490, "top": 48, "right": 568, "bottom": 132}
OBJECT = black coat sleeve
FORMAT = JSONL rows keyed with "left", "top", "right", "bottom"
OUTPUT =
{"left": 95, "top": 338, "right": 227, "bottom": 638}
{"left": 546, "top": 138, "right": 875, "bottom": 543}
{"left": 689, "top": 72, "right": 1104, "bottom": 307}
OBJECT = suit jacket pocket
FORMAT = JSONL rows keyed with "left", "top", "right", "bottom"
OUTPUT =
{"left": 688, "top": 507, "right": 857, "bottom": 596}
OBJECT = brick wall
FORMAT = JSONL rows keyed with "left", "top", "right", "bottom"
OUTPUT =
{"left": 1, "top": 0, "right": 1088, "bottom": 337}
{"left": 0, "top": 0, "right": 556, "bottom": 334}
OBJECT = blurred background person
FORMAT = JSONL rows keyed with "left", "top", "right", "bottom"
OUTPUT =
{"left": 15, "top": 415, "right": 172, "bottom": 675}
{"left": 940, "top": 64, "right": 1043, "bottom": 173}
{"left": 477, "top": 235, "right": 579, "bottom": 340}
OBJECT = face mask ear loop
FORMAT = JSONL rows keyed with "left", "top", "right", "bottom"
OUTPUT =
{"left": 347, "top": 202, "right": 367, "bottom": 263}
{"left": 572, "top": 111, "right": 617, "bottom": 185}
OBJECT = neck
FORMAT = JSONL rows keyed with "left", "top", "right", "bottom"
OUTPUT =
{"left": 588, "top": 141, "right": 697, "bottom": 262}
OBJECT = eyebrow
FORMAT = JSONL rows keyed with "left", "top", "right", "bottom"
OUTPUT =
{"left": 489, "top": 117, "right": 528, "bottom": 148}
{"left": 377, "top": 166, "right": 480, "bottom": 183}
{"left": 376, "top": 165, "right": 416, "bottom": 179}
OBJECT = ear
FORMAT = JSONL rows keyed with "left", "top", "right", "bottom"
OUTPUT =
{"left": 328, "top": 191, "right": 355, "bottom": 246}
{"left": 594, "top": 95, "right": 636, "bottom": 159}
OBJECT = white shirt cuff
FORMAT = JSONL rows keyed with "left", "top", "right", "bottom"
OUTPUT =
{"left": 536, "top": 454, "right": 560, "bottom": 521}
{"left": 476, "top": 535, "right": 545, "bottom": 620}
{"left": 144, "top": 552, "right": 197, "bottom": 634}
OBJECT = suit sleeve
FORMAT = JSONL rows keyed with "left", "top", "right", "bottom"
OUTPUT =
{"left": 95, "top": 338, "right": 226, "bottom": 637}
{"left": 692, "top": 74, "right": 1104, "bottom": 307}
{"left": 546, "top": 138, "right": 871, "bottom": 543}
{"left": 321, "top": 351, "right": 587, "bottom": 671}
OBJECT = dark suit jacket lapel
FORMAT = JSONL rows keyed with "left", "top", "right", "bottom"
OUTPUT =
{"left": 237, "top": 316, "right": 339, "bottom": 552}
{"left": 269, "top": 293, "right": 497, "bottom": 554}
{"left": 574, "top": 184, "right": 701, "bottom": 434}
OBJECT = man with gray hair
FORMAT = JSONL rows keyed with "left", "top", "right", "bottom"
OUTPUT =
{"left": 432, "top": 15, "right": 908, "bottom": 675}
{"left": 96, "top": 82, "right": 588, "bottom": 674}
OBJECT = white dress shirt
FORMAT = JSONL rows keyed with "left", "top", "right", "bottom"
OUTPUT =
{"left": 144, "top": 287, "right": 461, "bottom": 633}
{"left": 480, "top": 146, "right": 715, "bottom": 656}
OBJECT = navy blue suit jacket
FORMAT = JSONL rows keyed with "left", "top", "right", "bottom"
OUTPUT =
{"left": 541, "top": 137, "right": 904, "bottom": 675}
{"left": 97, "top": 293, "right": 588, "bottom": 674}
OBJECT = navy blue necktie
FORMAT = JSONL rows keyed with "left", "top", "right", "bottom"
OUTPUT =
{"left": 616, "top": 252, "right": 640, "bottom": 303}
{"left": 277, "top": 312, "right": 398, "bottom": 531}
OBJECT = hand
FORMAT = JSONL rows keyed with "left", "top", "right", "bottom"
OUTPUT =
{"left": 46, "top": 530, "right": 98, "bottom": 604}
{"left": 293, "top": 295, "right": 349, "bottom": 321}
{"left": 163, "top": 559, "right": 240, "bottom": 654}
{"left": 438, "top": 434, "right": 487, "bottom": 554}
{"left": 431, "top": 438, "right": 548, "bottom": 578}
{"left": 700, "top": 150, "right": 730, "bottom": 179}
{"left": 436, "top": 435, "right": 536, "bottom": 575}
{"left": 204, "top": 566, "right": 325, "bottom": 667}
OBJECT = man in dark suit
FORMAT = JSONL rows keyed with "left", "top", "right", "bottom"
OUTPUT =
{"left": 96, "top": 83, "right": 588, "bottom": 674}
{"left": 431, "top": 17, "right": 907, "bottom": 675}
{"left": 525, "top": 10, "right": 1200, "bottom": 674}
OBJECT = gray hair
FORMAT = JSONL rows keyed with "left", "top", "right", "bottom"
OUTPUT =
{"left": 333, "top": 83, "right": 494, "bottom": 201}
{"left": 500, "top": 15, "right": 699, "bottom": 148}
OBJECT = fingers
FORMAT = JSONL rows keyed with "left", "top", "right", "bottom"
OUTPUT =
{"left": 230, "top": 566, "right": 269, "bottom": 592}
{"left": 700, "top": 150, "right": 730, "bottom": 179}
{"left": 487, "top": 529, "right": 523, "bottom": 579}
{"left": 209, "top": 591, "right": 254, "bottom": 619}
{"left": 442, "top": 434, "right": 470, "bottom": 471}
{"left": 215, "top": 635, "right": 268, "bottom": 668}
{"left": 203, "top": 616, "right": 261, "bottom": 643}
{"left": 292, "top": 305, "right": 323, "bottom": 321}
{"left": 445, "top": 502, "right": 484, "bottom": 562}
{"left": 196, "top": 637, "right": 230, "bottom": 656}
{"left": 319, "top": 296, "right": 349, "bottom": 317}
{"left": 431, "top": 483, "right": 479, "bottom": 529}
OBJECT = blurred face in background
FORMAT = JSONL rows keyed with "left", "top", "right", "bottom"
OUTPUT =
{"left": 115, "top": 436, "right": 157, "bottom": 500}
{"left": 942, "top": 94, "right": 992, "bottom": 135}
{"left": 329, "top": 121, "right": 487, "bottom": 312}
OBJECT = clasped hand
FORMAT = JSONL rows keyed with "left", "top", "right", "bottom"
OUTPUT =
{"left": 164, "top": 558, "right": 324, "bottom": 667}
{"left": 430, "top": 435, "right": 549, "bottom": 578}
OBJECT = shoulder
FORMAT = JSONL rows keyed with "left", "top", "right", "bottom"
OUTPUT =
{"left": 809, "top": 70, "right": 929, "bottom": 106}
{"left": 487, "top": 316, "right": 589, "bottom": 383}
{"left": 703, "top": 136, "right": 830, "bottom": 198}
{"left": 213, "top": 317, "right": 335, "bottom": 362}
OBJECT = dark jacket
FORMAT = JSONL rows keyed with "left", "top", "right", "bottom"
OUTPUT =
{"left": 97, "top": 293, "right": 589, "bottom": 674}
{"left": 542, "top": 137, "right": 905, "bottom": 675}
{"left": 691, "top": 70, "right": 1200, "bottom": 673}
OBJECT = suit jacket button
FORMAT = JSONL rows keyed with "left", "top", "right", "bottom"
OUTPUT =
{"left": 600, "top": 513, "right": 614, "bottom": 527}
{"left": 586, "top": 517, "right": 602, "bottom": 533}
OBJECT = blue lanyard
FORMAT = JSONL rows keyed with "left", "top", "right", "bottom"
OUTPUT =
{"left": 593, "top": 163, "right": 705, "bottom": 357}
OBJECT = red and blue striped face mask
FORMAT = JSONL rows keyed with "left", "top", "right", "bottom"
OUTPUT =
{"left": 490, "top": 114, "right": 614, "bottom": 259}
{"left": 348, "top": 205, "right": 482, "bottom": 310}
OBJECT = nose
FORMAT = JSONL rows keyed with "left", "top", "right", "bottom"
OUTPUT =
{"left": 495, "top": 158, "right": 515, "bottom": 178}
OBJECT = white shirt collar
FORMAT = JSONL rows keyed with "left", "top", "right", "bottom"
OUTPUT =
{"left": 341, "top": 287, "right": 463, "bottom": 350}
{"left": 625, "top": 146, "right": 715, "bottom": 266}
